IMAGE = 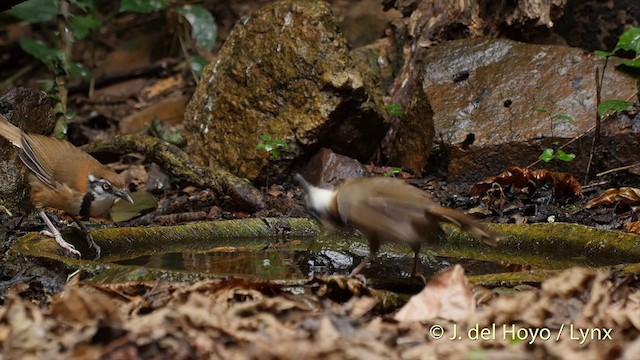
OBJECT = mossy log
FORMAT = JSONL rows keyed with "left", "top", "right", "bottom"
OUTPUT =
{"left": 83, "top": 134, "right": 266, "bottom": 211}
{"left": 8, "top": 219, "right": 640, "bottom": 287}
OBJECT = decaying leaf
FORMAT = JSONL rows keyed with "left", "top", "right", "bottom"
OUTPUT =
{"left": 585, "top": 187, "right": 640, "bottom": 208}
{"left": 624, "top": 221, "right": 640, "bottom": 235}
{"left": 1, "top": 266, "right": 639, "bottom": 359}
{"left": 110, "top": 190, "right": 158, "bottom": 222}
{"left": 472, "top": 166, "right": 582, "bottom": 197}
{"left": 394, "top": 265, "right": 474, "bottom": 322}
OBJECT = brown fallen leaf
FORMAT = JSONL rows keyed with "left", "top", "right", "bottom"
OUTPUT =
{"left": 50, "top": 286, "right": 123, "bottom": 324}
{"left": 624, "top": 221, "right": 640, "bottom": 235}
{"left": 472, "top": 166, "right": 582, "bottom": 198}
{"left": 394, "top": 265, "right": 475, "bottom": 322}
{"left": 585, "top": 187, "right": 640, "bottom": 208}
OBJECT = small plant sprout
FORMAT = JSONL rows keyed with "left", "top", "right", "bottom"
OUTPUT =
{"left": 384, "top": 167, "right": 402, "bottom": 177}
{"left": 539, "top": 148, "right": 576, "bottom": 163}
{"left": 386, "top": 103, "right": 404, "bottom": 117}
{"left": 256, "top": 134, "right": 288, "bottom": 159}
{"left": 539, "top": 146, "right": 576, "bottom": 172}
{"left": 256, "top": 134, "right": 288, "bottom": 191}
{"left": 533, "top": 108, "right": 575, "bottom": 137}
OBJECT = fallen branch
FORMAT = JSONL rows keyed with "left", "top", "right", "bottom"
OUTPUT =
{"left": 83, "top": 134, "right": 266, "bottom": 211}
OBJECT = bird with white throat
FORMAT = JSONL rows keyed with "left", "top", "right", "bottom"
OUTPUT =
{"left": 294, "top": 173, "right": 499, "bottom": 277}
{"left": 0, "top": 113, "right": 133, "bottom": 259}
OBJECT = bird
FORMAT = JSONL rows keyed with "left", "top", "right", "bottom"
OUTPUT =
{"left": 0, "top": 113, "right": 133, "bottom": 259}
{"left": 294, "top": 174, "right": 498, "bottom": 277}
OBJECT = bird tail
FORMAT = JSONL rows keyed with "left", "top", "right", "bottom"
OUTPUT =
{"left": 0, "top": 114, "right": 22, "bottom": 147}
{"left": 429, "top": 206, "right": 499, "bottom": 246}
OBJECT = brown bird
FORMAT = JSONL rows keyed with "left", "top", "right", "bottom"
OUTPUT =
{"left": 295, "top": 174, "right": 498, "bottom": 277}
{"left": 0, "top": 114, "right": 133, "bottom": 258}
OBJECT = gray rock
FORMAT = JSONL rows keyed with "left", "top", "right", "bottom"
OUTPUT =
{"left": 420, "top": 38, "right": 637, "bottom": 181}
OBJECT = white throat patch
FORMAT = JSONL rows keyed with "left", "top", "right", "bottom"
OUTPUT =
{"left": 308, "top": 187, "right": 335, "bottom": 213}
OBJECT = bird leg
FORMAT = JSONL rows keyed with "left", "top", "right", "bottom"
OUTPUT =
{"left": 38, "top": 210, "right": 81, "bottom": 257}
{"left": 412, "top": 251, "right": 421, "bottom": 278}
{"left": 411, "top": 250, "right": 427, "bottom": 284}
{"left": 349, "top": 239, "right": 380, "bottom": 277}
{"left": 71, "top": 215, "right": 101, "bottom": 260}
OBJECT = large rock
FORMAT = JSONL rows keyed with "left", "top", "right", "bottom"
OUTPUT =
{"left": 420, "top": 38, "right": 638, "bottom": 181}
{"left": 0, "top": 88, "right": 56, "bottom": 214}
{"left": 184, "top": 0, "right": 388, "bottom": 182}
{"left": 378, "top": 0, "right": 569, "bottom": 174}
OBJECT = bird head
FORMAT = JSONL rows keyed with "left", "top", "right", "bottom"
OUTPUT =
{"left": 87, "top": 173, "right": 133, "bottom": 205}
{"left": 294, "top": 174, "right": 336, "bottom": 221}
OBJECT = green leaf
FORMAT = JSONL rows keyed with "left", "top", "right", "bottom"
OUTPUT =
{"left": 553, "top": 114, "right": 575, "bottom": 122}
{"left": 613, "top": 27, "right": 640, "bottom": 54}
{"left": 271, "top": 148, "right": 280, "bottom": 159}
{"left": 54, "top": 122, "right": 67, "bottom": 138}
{"left": 597, "top": 100, "right": 635, "bottom": 117}
{"left": 177, "top": 5, "right": 217, "bottom": 51}
{"left": 273, "top": 139, "right": 287, "bottom": 148}
{"left": 65, "top": 111, "right": 76, "bottom": 120}
{"left": 70, "top": 14, "right": 101, "bottom": 40}
{"left": 190, "top": 55, "right": 209, "bottom": 78}
{"left": 7, "top": 0, "right": 58, "bottom": 23}
{"left": 19, "top": 38, "right": 66, "bottom": 73}
{"left": 36, "top": 79, "right": 55, "bottom": 93}
{"left": 618, "top": 58, "right": 640, "bottom": 69}
{"left": 386, "top": 103, "right": 403, "bottom": 116}
{"left": 260, "top": 134, "right": 271, "bottom": 141}
{"left": 556, "top": 150, "right": 576, "bottom": 162}
{"left": 256, "top": 143, "right": 266, "bottom": 151}
{"left": 110, "top": 191, "right": 157, "bottom": 223}
{"left": 119, "top": 0, "right": 167, "bottom": 13}
{"left": 533, "top": 108, "right": 550, "bottom": 114}
{"left": 68, "top": 62, "right": 92, "bottom": 80}
{"left": 595, "top": 50, "right": 613, "bottom": 59}
{"left": 539, "top": 148, "right": 554, "bottom": 163}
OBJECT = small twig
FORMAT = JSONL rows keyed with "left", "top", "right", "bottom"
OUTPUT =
{"left": 53, "top": 0, "right": 73, "bottom": 138}
{"left": 67, "top": 60, "right": 181, "bottom": 94}
{"left": 581, "top": 180, "right": 609, "bottom": 191}
{"left": 0, "top": 205, "right": 13, "bottom": 216}
{"left": 596, "top": 161, "right": 640, "bottom": 177}
{"left": 177, "top": 20, "right": 200, "bottom": 84}
{"left": 526, "top": 124, "right": 595, "bottom": 168}
{"left": 0, "top": 62, "right": 37, "bottom": 92}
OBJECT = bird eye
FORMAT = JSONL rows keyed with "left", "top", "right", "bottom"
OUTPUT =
{"left": 102, "top": 183, "right": 111, "bottom": 191}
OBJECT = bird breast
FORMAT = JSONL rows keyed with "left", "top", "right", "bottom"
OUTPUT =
{"left": 85, "top": 193, "right": 117, "bottom": 218}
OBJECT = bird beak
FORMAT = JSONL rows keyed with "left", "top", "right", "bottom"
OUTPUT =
{"left": 115, "top": 189, "right": 134, "bottom": 204}
{"left": 294, "top": 173, "right": 312, "bottom": 192}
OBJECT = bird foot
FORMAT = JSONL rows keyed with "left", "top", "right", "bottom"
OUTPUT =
{"left": 412, "top": 272, "right": 427, "bottom": 284}
{"left": 39, "top": 230, "right": 81, "bottom": 258}
{"left": 85, "top": 233, "right": 101, "bottom": 260}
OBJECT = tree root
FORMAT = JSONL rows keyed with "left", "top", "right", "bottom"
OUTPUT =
{"left": 83, "top": 134, "right": 266, "bottom": 211}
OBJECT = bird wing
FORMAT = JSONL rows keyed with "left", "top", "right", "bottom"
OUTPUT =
{"left": 18, "top": 134, "right": 94, "bottom": 192}
{"left": 19, "top": 134, "right": 57, "bottom": 189}
{"left": 336, "top": 178, "right": 439, "bottom": 243}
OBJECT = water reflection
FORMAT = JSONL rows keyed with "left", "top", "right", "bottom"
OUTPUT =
{"left": 113, "top": 236, "right": 518, "bottom": 280}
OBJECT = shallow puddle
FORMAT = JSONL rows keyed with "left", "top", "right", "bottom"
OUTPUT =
{"left": 112, "top": 236, "right": 517, "bottom": 280}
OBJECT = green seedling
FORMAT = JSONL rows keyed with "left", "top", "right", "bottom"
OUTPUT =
{"left": 386, "top": 103, "right": 404, "bottom": 117}
{"left": 384, "top": 167, "right": 402, "bottom": 177}
{"left": 256, "top": 134, "right": 288, "bottom": 191}
{"left": 256, "top": 134, "right": 287, "bottom": 160}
